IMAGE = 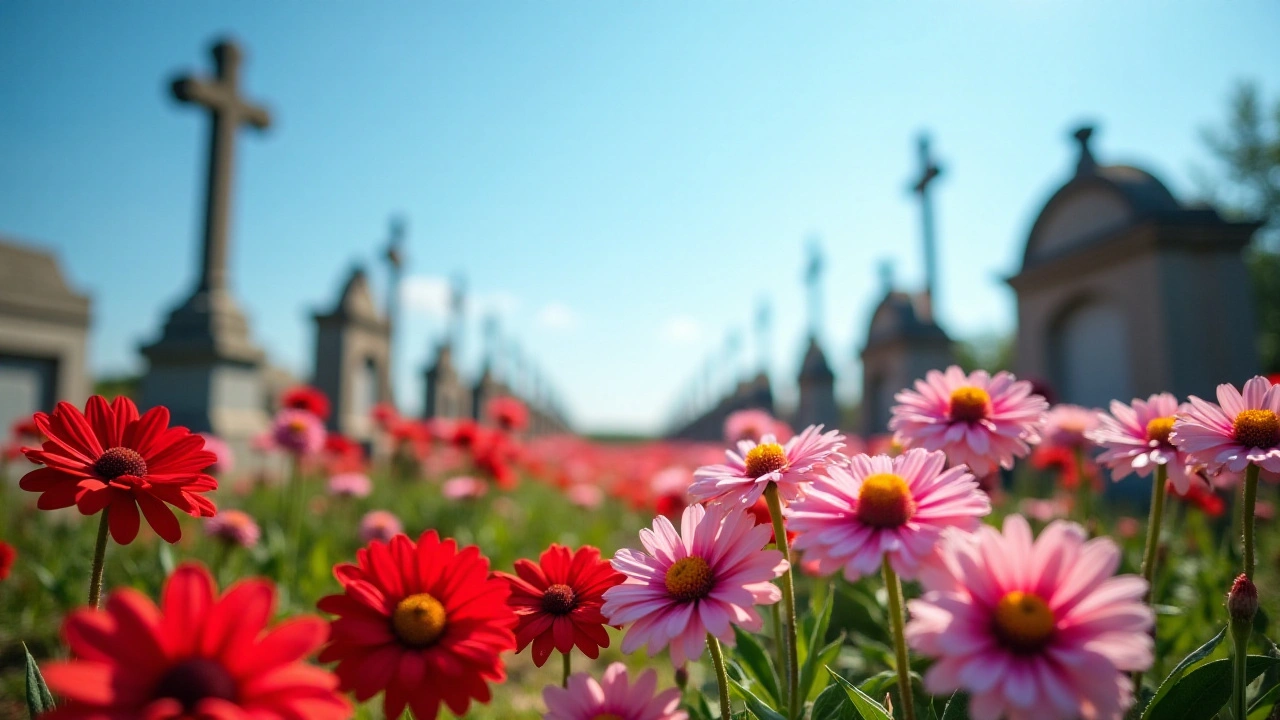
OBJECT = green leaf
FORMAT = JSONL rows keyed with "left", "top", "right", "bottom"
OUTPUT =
{"left": 158, "top": 542, "right": 175, "bottom": 577}
{"left": 803, "top": 636, "right": 846, "bottom": 702}
{"left": 1144, "top": 656, "right": 1280, "bottom": 720}
{"left": 1248, "top": 678, "right": 1280, "bottom": 720}
{"left": 1145, "top": 625, "right": 1227, "bottom": 713}
{"left": 799, "top": 589, "right": 837, "bottom": 702}
{"left": 811, "top": 681, "right": 859, "bottom": 720}
{"left": 940, "top": 691, "right": 968, "bottom": 720}
{"left": 24, "top": 642, "right": 55, "bottom": 717}
{"left": 733, "top": 625, "right": 782, "bottom": 707}
{"left": 730, "top": 678, "right": 787, "bottom": 720}
{"left": 826, "top": 667, "right": 892, "bottom": 720}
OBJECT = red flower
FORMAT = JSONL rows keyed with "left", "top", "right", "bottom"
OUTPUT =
{"left": 371, "top": 401, "right": 399, "bottom": 430}
{"left": 20, "top": 396, "right": 218, "bottom": 544}
{"left": 1030, "top": 445, "right": 1101, "bottom": 491}
{"left": 1170, "top": 478, "right": 1226, "bottom": 517}
{"left": 486, "top": 396, "right": 529, "bottom": 432}
{"left": 318, "top": 531, "right": 517, "bottom": 719}
{"left": 495, "top": 544, "right": 624, "bottom": 666}
{"left": 40, "top": 563, "right": 349, "bottom": 720}
{"left": 324, "top": 432, "right": 366, "bottom": 473}
{"left": 747, "top": 495, "right": 796, "bottom": 544}
{"left": 0, "top": 541, "right": 15, "bottom": 581}
{"left": 281, "top": 385, "right": 331, "bottom": 421}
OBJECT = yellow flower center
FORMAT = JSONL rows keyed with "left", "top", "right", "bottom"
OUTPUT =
{"left": 993, "top": 591, "right": 1056, "bottom": 652}
{"left": 391, "top": 593, "right": 447, "bottom": 648}
{"left": 1145, "top": 416, "right": 1175, "bottom": 445}
{"left": 665, "top": 556, "right": 714, "bottom": 602}
{"left": 288, "top": 418, "right": 310, "bottom": 434}
{"left": 949, "top": 386, "right": 990, "bottom": 423}
{"left": 1234, "top": 409, "right": 1280, "bottom": 449}
{"left": 856, "top": 473, "right": 915, "bottom": 528}
{"left": 744, "top": 442, "right": 788, "bottom": 478}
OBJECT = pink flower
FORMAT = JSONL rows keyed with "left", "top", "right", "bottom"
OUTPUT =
{"left": 567, "top": 483, "right": 604, "bottom": 509}
{"left": 890, "top": 366, "right": 1048, "bottom": 476}
{"left": 198, "top": 433, "right": 235, "bottom": 475}
{"left": 442, "top": 475, "right": 488, "bottom": 500}
{"left": 543, "top": 662, "right": 687, "bottom": 720}
{"left": 1018, "top": 497, "right": 1069, "bottom": 523}
{"left": 358, "top": 510, "right": 402, "bottom": 544}
{"left": 690, "top": 424, "right": 845, "bottom": 506}
{"left": 1172, "top": 376, "right": 1280, "bottom": 475}
{"left": 204, "top": 509, "right": 260, "bottom": 548}
{"left": 270, "top": 409, "right": 326, "bottom": 456}
{"left": 1040, "top": 405, "right": 1099, "bottom": 450}
{"left": 327, "top": 472, "right": 372, "bottom": 499}
{"left": 602, "top": 504, "right": 787, "bottom": 666}
{"left": 905, "top": 515, "right": 1153, "bottom": 720}
{"left": 1087, "top": 394, "right": 1195, "bottom": 492}
{"left": 724, "top": 409, "right": 792, "bottom": 444}
{"left": 786, "top": 449, "right": 990, "bottom": 581}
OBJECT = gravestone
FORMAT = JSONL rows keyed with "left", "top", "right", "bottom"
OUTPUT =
{"left": 313, "top": 266, "right": 392, "bottom": 442}
{"left": 139, "top": 38, "right": 272, "bottom": 446}
{"left": 794, "top": 241, "right": 839, "bottom": 430}
{"left": 0, "top": 237, "right": 91, "bottom": 432}
{"left": 1009, "top": 126, "right": 1259, "bottom": 406}
{"left": 860, "top": 136, "right": 955, "bottom": 435}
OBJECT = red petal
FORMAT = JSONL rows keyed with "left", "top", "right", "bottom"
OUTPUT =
{"left": 108, "top": 495, "right": 141, "bottom": 544}
{"left": 159, "top": 564, "right": 215, "bottom": 657}
{"left": 136, "top": 492, "right": 182, "bottom": 543}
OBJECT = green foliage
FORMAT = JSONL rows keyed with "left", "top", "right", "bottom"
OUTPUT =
{"left": 90, "top": 374, "right": 140, "bottom": 400}
{"left": 1143, "top": 656, "right": 1280, "bottom": 720}
{"left": 952, "top": 332, "right": 1013, "bottom": 374}
{"left": 825, "top": 667, "right": 892, "bottom": 720}
{"left": 24, "top": 642, "right": 53, "bottom": 718}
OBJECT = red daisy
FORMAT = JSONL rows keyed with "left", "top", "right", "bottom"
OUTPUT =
{"left": 495, "top": 544, "right": 624, "bottom": 667}
{"left": 40, "top": 563, "right": 350, "bottom": 720}
{"left": 317, "top": 530, "right": 517, "bottom": 719}
{"left": 281, "top": 385, "right": 331, "bottom": 421}
{"left": 0, "top": 540, "right": 15, "bottom": 581}
{"left": 20, "top": 396, "right": 218, "bottom": 544}
{"left": 486, "top": 396, "right": 529, "bottom": 432}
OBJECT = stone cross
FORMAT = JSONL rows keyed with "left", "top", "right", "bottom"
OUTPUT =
{"left": 171, "top": 39, "right": 271, "bottom": 296}
{"left": 1073, "top": 125, "right": 1097, "bottom": 175}
{"left": 448, "top": 275, "right": 467, "bottom": 349}
{"left": 382, "top": 215, "right": 406, "bottom": 406}
{"left": 910, "top": 134, "right": 943, "bottom": 316}
{"left": 804, "top": 238, "right": 824, "bottom": 337}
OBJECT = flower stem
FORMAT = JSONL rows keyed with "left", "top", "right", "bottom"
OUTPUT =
{"left": 1231, "top": 617, "right": 1250, "bottom": 720}
{"left": 765, "top": 482, "right": 800, "bottom": 720}
{"left": 561, "top": 650, "right": 571, "bottom": 688}
{"left": 1132, "top": 463, "right": 1168, "bottom": 693}
{"left": 1073, "top": 446, "right": 1091, "bottom": 525}
{"left": 1244, "top": 464, "right": 1260, "bottom": 580}
{"left": 88, "top": 508, "right": 111, "bottom": 609}
{"left": 882, "top": 557, "right": 916, "bottom": 720}
{"left": 706, "top": 633, "right": 732, "bottom": 720}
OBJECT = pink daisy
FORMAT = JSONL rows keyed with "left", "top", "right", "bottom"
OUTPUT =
{"left": 358, "top": 510, "right": 402, "bottom": 544}
{"left": 785, "top": 448, "right": 990, "bottom": 581}
{"left": 204, "top": 509, "right": 261, "bottom": 548}
{"left": 1086, "top": 393, "right": 1196, "bottom": 493}
{"left": 327, "top": 472, "right": 372, "bottom": 499}
{"left": 543, "top": 663, "right": 687, "bottom": 720}
{"left": 905, "top": 515, "right": 1153, "bottom": 720}
{"left": 689, "top": 424, "right": 845, "bottom": 506}
{"left": 601, "top": 504, "right": 787, "bottom": 666}
{"left": 270, "top": 409, "right": 326, "bottom": 456}
{"left": 1171, "top": 376, "right": 1280, "bottom": 475}
{"left": 724, "top": 409, "right": 793, "bottom": 444}
{"left": 1040, "top": 405, "right": 1099, "bottom": 451}
{"left": 442, "top": 475, "right": 488, "bottom": 500}
{"left": 889, "top": 366, "right": 1048, "bottom": 476}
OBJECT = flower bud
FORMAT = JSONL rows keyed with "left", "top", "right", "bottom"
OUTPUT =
{"left": 674, "top": 665, "right": 689, "bottom": 690}
{"left": 1227, "top": 574, "right": 1259, "bottom": 624}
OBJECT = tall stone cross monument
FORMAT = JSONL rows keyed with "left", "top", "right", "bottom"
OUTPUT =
{"left": 140, "top": 39, "right": 272, "bottom": 444}
{"left": 910, "top": 134, "right": 943, "bottom": 319}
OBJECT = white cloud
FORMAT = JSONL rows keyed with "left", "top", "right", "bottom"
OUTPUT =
{"left": 401, "top": 275, "right": 451, "bottom": 319}
{"left": 536, "top": 302, "right": 578, "bottom": 331}
{"left": 401, "top": 275, "right": 520, "bottom": 321}
{"left": 660, "top": 315, "right": 702, "bottom": 344}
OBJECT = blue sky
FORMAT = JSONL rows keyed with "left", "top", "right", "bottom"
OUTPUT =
{"left": 1, "top": 2, "right": 1277, "bottom": 433}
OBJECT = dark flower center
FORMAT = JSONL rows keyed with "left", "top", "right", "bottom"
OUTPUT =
{"left": 744, "top": 443, "right": 787, "bottom": 478}
{"left": 153, "top": 657, "right": 238, "bottom": 711}
{"left": 1234, "top": 409, "right": 1280, "bottom": 449}
{"left": 94, "top": 447, "right": 147, "bottom": 479}
{"left": 665, "top": 556, "right": 714, "bottom": 602}
{"left": 541, "top": 583, "right": 578, "bottom": 615}
{"left": 949, "top": 386, "right": 990, "bottom": 423}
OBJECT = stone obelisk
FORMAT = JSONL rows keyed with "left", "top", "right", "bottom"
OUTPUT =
{"left": 140, "top": 38, "right": 271, "bottom": 443}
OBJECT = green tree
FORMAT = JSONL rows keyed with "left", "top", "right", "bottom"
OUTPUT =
{"left": 1200, "top": 82, "right": 1280, "bottom": 373}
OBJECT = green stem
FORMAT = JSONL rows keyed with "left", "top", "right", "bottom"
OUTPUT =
{"left": 561, "top": 650, "right": 571, "bottom": 688}
{"left": 1231, "top": 616, "right": 1252, "bottom": 720}
{"left": 1132, "top": 463, "right": 1168, "bottom": 693}
{"left": 88, "top": 508, "right": 111, "bottom": 609}
{"left": 706, "top": 633, "right": 732, "bottom": 720}
{"left": 882, "top": 557, "right": 916, "bottom": 720}
{"left": 1244, "top": 464, "right": 1260, "bottom": 580}
{"left": 1073, "top": 446, "right": 1090, "bottom": 524}
{"left": 765, "top": 483, "right": 800, "bottom": 720}
{"left": 770, "top": 601, "right": 786, "bottom": 687}
{"left": 287, "top": 457, "right": 305, "bottom": 591}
